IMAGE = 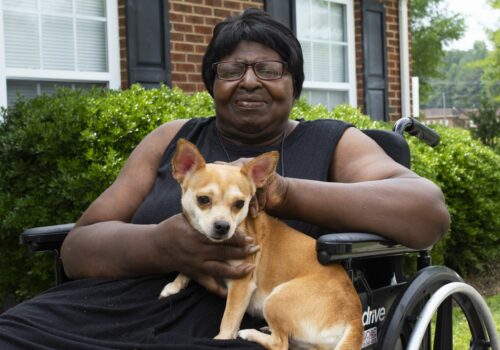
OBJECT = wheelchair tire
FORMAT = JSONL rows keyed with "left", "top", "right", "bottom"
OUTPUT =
{"left": 377, "top": 265, "right": 464, "bottom": 350}
{"left": 407, "top": 282, "right": 499, "bottom": 350}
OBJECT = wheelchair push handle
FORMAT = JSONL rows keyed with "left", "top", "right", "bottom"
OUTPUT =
{"left": 393, "top": 117, "right": 440, "bottom": 147}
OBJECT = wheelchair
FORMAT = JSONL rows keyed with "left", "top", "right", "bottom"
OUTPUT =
{"left": 20, "top": 117, "right": 499, "bottom": 350}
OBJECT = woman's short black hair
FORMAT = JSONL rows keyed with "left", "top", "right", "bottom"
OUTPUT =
{"left": 202, "top": 8, "right": 304, "bottom": 99}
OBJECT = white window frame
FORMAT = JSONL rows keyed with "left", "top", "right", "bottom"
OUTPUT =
{"left": 0, "top": 0, "right": 120, "bottom": 109}
{"left": 297, "top": 0, "right": 357, "bottom": 107}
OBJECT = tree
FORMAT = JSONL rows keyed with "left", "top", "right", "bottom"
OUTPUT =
{"left": 480, "top": 28, "right": 500, "bottom": 103}
{"left": 424, "top": 42, "right": 488, "bottom": 109}
{"left": 466, "top": 0, "right": 499, "bottom": 151}
{"left": 468, "top": 97, "right": 499, "bottom": 150}
{"left": 470, "top": 0, "right": 500, "bottom": 103}
{"left": 411, "top": 0, "right": 466, "bottom": 102}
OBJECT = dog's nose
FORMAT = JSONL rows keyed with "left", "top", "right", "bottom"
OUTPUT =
{"left": 213, "top": 220, "right": 230, "bottom": 237}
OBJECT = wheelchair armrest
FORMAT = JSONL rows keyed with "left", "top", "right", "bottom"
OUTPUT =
{"left": 316, "top": 232, "right": 419, "bottom": 265}
{"left": 20, "top": 223, "right": 75, "bottom": 252}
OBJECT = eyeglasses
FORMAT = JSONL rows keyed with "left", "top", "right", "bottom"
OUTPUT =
{"left": 212, "top": 60, "right": 288, "bottom": 81}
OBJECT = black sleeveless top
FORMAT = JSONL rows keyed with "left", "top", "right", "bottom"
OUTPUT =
{"left": 132, "top": 117, "right": 351, "bottom": 238}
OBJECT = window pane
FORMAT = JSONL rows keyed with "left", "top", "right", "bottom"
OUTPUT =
{"left": 301, "top": 41, "right": 313, "bottom": 81}
{"left": 328, "top": 90, "right": 348, "bottom": 106}
{"left": 311, "top": 0, "right": 329, "bottom": 41}
{"left": 39, "top": 81, "right": 74, "bottom": 95}
{"left": 330, "top": 2, "right": 345, "bottom": 42}
{"left": 299, "top": 1, "right": 348, "bottom": 82}
{"left": 296, "top": 0, "right": 311, "bottom": 40}
{"left": 3, "top": 0, "right": 37, "bottom": 10}
{"left": 76, "top": 0, "right": 106, "bottom": 17}
{"left": 296, "top": 0, "right": 351, "bottom": 109}
{"left": 303, "top": 88, "right": 348, "bottom": 110}
{"left": 4, "top": 11, "right": 40, "bottom": 68}
{"left": 75, "top": 82, "right": 107, "bottom": 90}
{"left": 312, "top": 42, "right": 330, "bottom": 82}
{"left": 2, "top": 0, "right": 115, "bottom": 107}
{"left": 41, "top": 0, "right": 73, "bottom": 14}
{"left": 38, "top": 81, "right": 107, "bottom": 95}
{"left": 7, "top": 79, "right": 107, "bottom": 106}
{"left": 308, "top": 89, "right": 329, "bottom": 107}
{"left": 331, "top": 44, "right": 346, "bottom": 82}
{"left": 7, "top": 80, "right": 38, "bottom": 105}
{"left": 42, "top": 15, "right": 75, "bottom": 70}
{"left": 77, "top": 19, "right": 108, "bottom": 72}
{"left": 3, "top": 0, "right": 109, "bottom": 73}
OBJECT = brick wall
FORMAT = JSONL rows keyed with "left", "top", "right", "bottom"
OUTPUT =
{"left": 385, "top": 0, "right": 403, "bottom": 122}
{"left": 168, "top": 0, "right": 264, "bottom": 92}
{"left": 118, "top": 0, "right": 128, "bottom": 90}
{"left": 354, "top": 1, "right": 364, "bottom": 117}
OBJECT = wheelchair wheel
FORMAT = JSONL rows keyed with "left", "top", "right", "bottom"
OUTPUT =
{"left": 407, "top": 282, "right": 499, "bottom": 350}
{"left": 377, "top": 265, "right": 496, "bottom": 350}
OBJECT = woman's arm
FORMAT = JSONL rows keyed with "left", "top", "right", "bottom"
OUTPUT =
{"left": 61, "top": 120, "right": 182, "bottom": 277}
{"left": 60, "top": 120, "right": 256, "bottom": 296}
{"left": 267, "top": 127, "right": 450, "bottom": 249}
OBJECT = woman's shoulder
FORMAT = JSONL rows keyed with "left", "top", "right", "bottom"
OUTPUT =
{"left": 150, "top": 117, "right": 214, "bottom": 145}
{"left": 289, "top": 118, "right": 353, "bottom": 143}
{"left": 155, "top": 119, "right": 189, "bottom": 138}
{"left": 157, "top": 118, "right": 189, "bottom": 132}
{"left": 139, "top": 117, "right": 215, "bottom": 168}
{"left": 298, "top": 118, "right": 352, "bottom": 128}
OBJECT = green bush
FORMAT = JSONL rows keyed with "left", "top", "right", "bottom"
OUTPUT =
{"left": 408, "top": 125, "right": 499, "bottom": 273}
{"left": 0, "top": 86, "right": 214, "bottom": 303}
{"left": 0, "top": 86, "right": 498, "bottom": 305}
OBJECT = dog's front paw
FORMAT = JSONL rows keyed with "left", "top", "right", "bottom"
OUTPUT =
{"left": 158, "top": 274, "right": 190, "bottom": 299}
{"left": 158, "top": 283, "right": 179, "bottom": 299}
{"left": 238, "top": 329, "right": 259, "bottom": 340}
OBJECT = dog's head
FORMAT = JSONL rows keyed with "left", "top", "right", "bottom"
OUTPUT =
{"left": 172, "top": 139, "right": 278, "bottom": 241}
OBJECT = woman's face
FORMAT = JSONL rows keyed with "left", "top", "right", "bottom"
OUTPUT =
{"left": 213, "top": 41, "right": 295, "bottom": 145}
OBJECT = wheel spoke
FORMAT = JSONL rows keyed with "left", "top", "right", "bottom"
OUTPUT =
{"left": 434, "top": 296, "right": 453, "bottom": 350}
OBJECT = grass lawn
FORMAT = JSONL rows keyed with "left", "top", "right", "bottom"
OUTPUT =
{"left": 451, "top": 261, "right": 500, "bottom": 348}
{"left": 440, "top": 294, "right": 499, "bottom": 348}
{"left": 426, "top": 262, "right": 499, "bottom": 349}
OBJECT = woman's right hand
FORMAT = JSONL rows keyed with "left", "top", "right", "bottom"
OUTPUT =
{"left": 153, "top": 213, "right": 259, "bottom": 297}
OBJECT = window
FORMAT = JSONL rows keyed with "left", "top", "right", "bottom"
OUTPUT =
{"left": 0, "top": 0, "right": 120, "bottom": 107}
{"left": 296, "top": 0, "right": 356, "bottom": 110}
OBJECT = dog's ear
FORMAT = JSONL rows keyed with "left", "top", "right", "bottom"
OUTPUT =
{"left": 241, "top": 151, "right": 279, "bottom": 188}
{"left": 172, "top": 139, "right": 206, "bottom": 182}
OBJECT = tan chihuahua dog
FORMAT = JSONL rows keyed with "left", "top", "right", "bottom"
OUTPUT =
{"left": 159, "top": 139, "right": 363, "bottom": 350}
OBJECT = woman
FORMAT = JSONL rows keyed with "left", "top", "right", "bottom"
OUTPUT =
{"left": 0, "top": 8, "right": 450, "bottom": 349}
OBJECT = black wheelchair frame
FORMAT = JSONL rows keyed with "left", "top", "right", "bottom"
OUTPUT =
{"left": 21, "top": 117, "right": 499, "bottom": 350}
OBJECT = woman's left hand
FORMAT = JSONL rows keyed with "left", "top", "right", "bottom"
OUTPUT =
{"left": 249, "top": 172, "right": 288, "bottom": 217}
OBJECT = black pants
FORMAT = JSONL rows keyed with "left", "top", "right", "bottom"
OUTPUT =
{"left": 0, "top": 275, "right": 265, "bottom": 349}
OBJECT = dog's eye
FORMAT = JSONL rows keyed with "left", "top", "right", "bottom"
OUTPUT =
{"left": 197, "top": 196, "right": 211, "bottom": 205}
{"left": 234, "top": 200, "right": 245, "bottom": 209}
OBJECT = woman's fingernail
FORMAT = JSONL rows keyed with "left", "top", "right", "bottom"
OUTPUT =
{"left": 244, "top": 236, "right": 254, "bottom": 243}
{"left": 244, "top": 264, "right": 256, "bottom": 273}
{"left": 248, "top": 245, "right": 260, "bottom": 253}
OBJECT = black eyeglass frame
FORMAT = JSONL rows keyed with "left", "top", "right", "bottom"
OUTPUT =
{"left": 212, "top": 60, "right": 289, "bottom": 81}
